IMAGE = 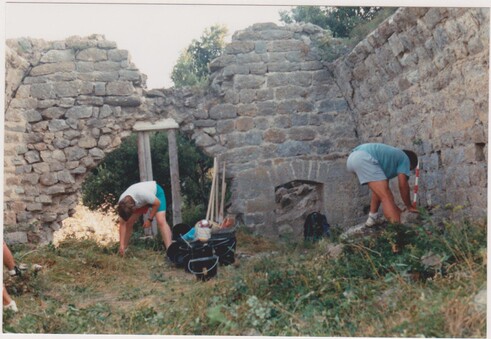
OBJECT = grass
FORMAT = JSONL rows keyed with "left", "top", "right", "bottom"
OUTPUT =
{"left": 2, "top": 205, "right": 487, "bottom": 336}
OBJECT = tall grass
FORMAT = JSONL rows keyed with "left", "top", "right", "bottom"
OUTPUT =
{"left": 3, "top": 207, "right": 486, "bottom": 336}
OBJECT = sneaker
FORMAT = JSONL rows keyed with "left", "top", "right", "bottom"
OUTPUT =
{"left": 8, "top": 266, "right": 22, "bottom": 277}
{"left": 365, "top": 214, "right": 383, "bottom": 227}
{"left": 4, "top": 300, "right": 18, "bottom": 312}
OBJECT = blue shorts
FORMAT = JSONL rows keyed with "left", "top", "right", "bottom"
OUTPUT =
{"left": 347, "top": 150, "right": 387, "bottom": 184}
{"left": 156, "top": 184, "right": 167, "bottom": 212}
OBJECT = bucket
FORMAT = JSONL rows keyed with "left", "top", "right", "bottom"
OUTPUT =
{"left": 188, "top": 242, "right": 219, "bottom": 281}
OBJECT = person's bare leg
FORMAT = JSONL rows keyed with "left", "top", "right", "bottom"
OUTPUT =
{"left": 369, "top": 190, "right": 382, "bottom": 214}
{"left": 123, "top": 213, "right": 140, "bottom": 251}
{"left": 3, "top": 286, "right": 12, "bottom": 306}
{"left": 3, "top": 241, "right": 15, "bottom": 270}
{"left": 156, "top": 211, "right": 172, "bottom": 249}
{"left": 118, "top": 217, "right": 127, "bottom": 256}
{"left": 368, "top": 180, "right": 401, "bottom": 223}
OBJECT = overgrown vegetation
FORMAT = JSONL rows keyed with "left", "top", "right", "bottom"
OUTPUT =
{"left": 280, "top": 6, "right": 397, "bottom": 61}
{"left": 3, "top": 206, "right": 486, "bottom": 336}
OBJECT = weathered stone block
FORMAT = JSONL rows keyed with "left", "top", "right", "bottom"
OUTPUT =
{"left": 104, "top": 95, "right": 141, "bottom": 107}
{"left": 48, "top": 119, "right": 70, "bottom": 132}
{"left": 40, "top": 49, "right": 75, "bottom": 63}
{"left": 76, "top": 47, "right": 107, "bottom": 61}
{"left": 263, "top": 128, "right": 286, "bottom": 143}
{"left": 106, "top": 81, "right": 135, "bottom": 96}
{"left": 65, "top": 146, "right": 87, "bottom": 161}
{"left": 65, "top": 106, "right": 93, "bottom": 119}
{"left": 24, "top": 150, "right": 40, "bottom": 164}
{"left": 209, "top": 104, "right": 237, "bottom": 120}
{"left": 235, "top": 117, "right": 254, "bottom": 131}
{"left": 225, "top": 41, "right": 255, "bottom": 54}
{"left": 23, "top": 109, "right": 42, "bottom": 123}
{"left": 234, "top": 74, "right": 265, "bottom": 90}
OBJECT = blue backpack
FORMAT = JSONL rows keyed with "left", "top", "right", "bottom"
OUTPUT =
{"left": 304, "top": 212, "right": 330, "bottom": 241}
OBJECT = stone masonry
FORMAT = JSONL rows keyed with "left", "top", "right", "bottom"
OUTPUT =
{"left": 4, "top": 7, "right": 489, "bottom": 244}
{"left": 330, "top": 7, "right": 489, "bottom": 216}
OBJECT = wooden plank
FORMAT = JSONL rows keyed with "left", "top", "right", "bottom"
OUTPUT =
{"left": 137, "top": 131, "right": 156, "bottom": 236}
{"left": 167, "top": 129, "right": 182, "bottom": 225}
{"left": 133, "top": 118, "right": 179, "bottom": 131}
{"left": 206, "top": 158, "right": 217, "bottom": 221}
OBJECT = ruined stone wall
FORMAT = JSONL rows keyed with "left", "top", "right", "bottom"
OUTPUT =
{"left": 331, "top": 7, "right": 489, "bottom": 217}
{"left": 145, "top": 23, "right": 362, "bottom": 237}
{"left": 4, "top": 35, "right": 151, "bottom": 243}
{"left": 4, "top": 7, "right": 489, "bottom": 243}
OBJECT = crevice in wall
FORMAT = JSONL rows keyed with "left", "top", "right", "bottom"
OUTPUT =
{"left": 475, "top": 143, "right": 485, "bottom": 162}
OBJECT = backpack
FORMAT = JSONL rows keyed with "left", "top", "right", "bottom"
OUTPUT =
{"left": 304, "top": 212, "right": 330, "bottom": 241}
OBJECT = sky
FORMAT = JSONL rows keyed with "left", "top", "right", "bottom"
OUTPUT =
{"left": 4, "top": 1, "right": 295, "bottom": 89}
{"left": 3, "top": 0, "right": 490, "bottom": 89}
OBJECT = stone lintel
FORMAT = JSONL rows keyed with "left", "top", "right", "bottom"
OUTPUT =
{"left": 133, "top": 118, "right": 179, "bottom": 131}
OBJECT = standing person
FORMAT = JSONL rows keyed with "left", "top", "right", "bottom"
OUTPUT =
{"left": 3, "top": 241, "right": 19, "bottom": 312}
{"left": 117, "top": 181, "right": 172, "bottom": 256}
{"left": 347, "top": 143, "right": 419, "bottom": 226}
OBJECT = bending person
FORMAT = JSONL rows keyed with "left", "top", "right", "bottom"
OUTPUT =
{"left": 117, "top": 181, "right": 172, "bottom": 256}
{"left": 347, "top": 143, "right": 419, "bottom": 225}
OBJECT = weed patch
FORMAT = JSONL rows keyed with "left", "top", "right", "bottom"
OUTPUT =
{"left": 3, "top": 213, "right": 486, "bottom": 337}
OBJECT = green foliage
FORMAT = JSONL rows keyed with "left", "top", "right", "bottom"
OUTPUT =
{"left": 171, "top": 25, "right": 228, "bottom": 88}
{"left": 280, "top": 6, "right": 387, "bottom": 38}
{"left": 81, "top": 132, "right": 212, "bottom": 225}
{"left": 3, "top": 217, "right": 486, "bottom": 336}
{"left": 280, "top": 6, "right": 397, "bottom": 61}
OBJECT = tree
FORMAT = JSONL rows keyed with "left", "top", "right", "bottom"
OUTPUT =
{"left": 171, "top": 25, "right": 228, "bottom": 88}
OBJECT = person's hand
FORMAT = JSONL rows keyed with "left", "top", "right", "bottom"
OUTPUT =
{"left": 407, "top": 205, "right": 419, "bottom": 213}
{"left": 118, "top": 247, "right": 125, "bottom": 257}
{"left": 143, "top": 220, "right": 152, "bottom": 228}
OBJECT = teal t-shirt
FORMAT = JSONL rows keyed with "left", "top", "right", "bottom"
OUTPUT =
{"left": 353, "top": 143, "right": 410, "bottom": 179}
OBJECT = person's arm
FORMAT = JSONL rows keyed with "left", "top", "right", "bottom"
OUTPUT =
{"left": 143, "top": 198, "right": 161, "bottom": 228}
{"left": 398, "top": 173, "right": 418, "bottom": 213}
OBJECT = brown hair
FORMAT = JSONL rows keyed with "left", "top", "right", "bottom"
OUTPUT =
{"left": 403, "top": 150, "right": 418, "bottom": 170}
{"left": 117, "top": 196, "right": 135, "bottom": 221}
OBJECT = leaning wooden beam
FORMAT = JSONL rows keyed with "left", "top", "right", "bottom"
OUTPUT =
{"left": 219, "top": 161, "right": 226, "bottom": 223}
{"left": 206, "top": 157, "right": 217, "bottom": 221}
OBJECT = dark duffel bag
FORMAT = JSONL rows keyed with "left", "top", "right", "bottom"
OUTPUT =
{"left": 166, "top": 240, "right": 191, "bottom": 268}
{"left": 210, "top": 231, "right": 236, "bottom": 266}
{"left": 187, "top": 242, "right": 219, "bottom": 281}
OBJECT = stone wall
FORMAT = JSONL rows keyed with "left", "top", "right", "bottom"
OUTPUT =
{"left": 4, "top": 35, "right": 150, "bottom": 243}
{"left": 4, "top": 7, "right": 489, "bottom": 244}
{"left": 330, "top": 7, "right": 489, "bottom": 216}
{"left": 145, "top": 23, "right": 363, "bottom": 237}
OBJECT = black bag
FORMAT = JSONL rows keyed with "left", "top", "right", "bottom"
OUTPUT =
{"left": 167, "top": 223, "right": 236, "bottom": 280}
{"left": 166, "top": 240, "right": 192, "bottom": 268}
{"left": 304, "top": 212, "right": 330, "bottom": 241}
{"left": 167, "top": 223, "right": 192, "bottom": 268}
{"left": 209, "top": 230, "right": 236, "bottom": 266}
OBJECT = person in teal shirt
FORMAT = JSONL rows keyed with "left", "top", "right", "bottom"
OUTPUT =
{"left": 347, "top": 143, "right": 419, "bottom": 226}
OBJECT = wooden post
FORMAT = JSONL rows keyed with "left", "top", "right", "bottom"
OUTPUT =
{"left": 134, "top": 119, "right": 181, "bottom": 233}
{"left": 167, "top": 129, "right": 182, "bottom": 225}
{"left": 137, "top": 131, "right": 157, "bottom": 236}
